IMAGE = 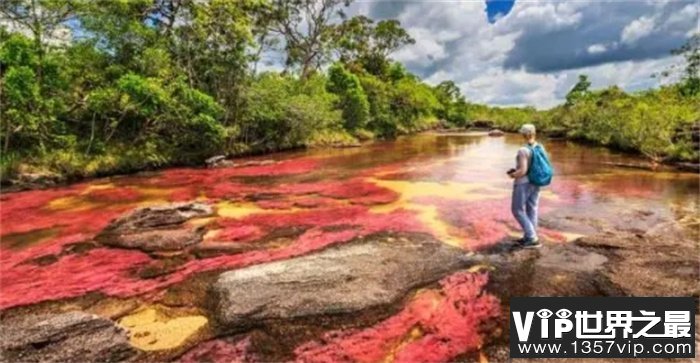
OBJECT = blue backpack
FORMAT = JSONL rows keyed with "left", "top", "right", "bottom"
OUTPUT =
{"left": 527, "top": 144, "right": 553, "bottom": 186}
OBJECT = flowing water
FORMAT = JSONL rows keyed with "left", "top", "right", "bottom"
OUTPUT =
{"left": 1, "top": 132, "right": 698, "bottom": 360}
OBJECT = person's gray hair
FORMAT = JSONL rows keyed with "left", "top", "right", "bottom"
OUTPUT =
{"left": 519, "top": 124, "right": 536, "bottom": 135}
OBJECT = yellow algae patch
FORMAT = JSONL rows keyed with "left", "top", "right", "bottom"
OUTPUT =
{"left": 412, "top": 204, "right": 465, "bottom": 248}
{"left": 83, "top": 183, "right": 117, "bottom": 192}
{"left": 48, "top": 183, "right": 119, "bottom": 211}
{"left": 467, "top": 264, "right": 493, "bottom": 273}
{"left": 216, "top": 201, "right": 302, "bottom": 219}
{"left": 216, "top": 201, "right": 267, "bottom": 218}
{"left": 368, "top": 178, "right": 501, "bottom": 249}
{"left": 538, "top": 188, "right": 561, "bottom": 201}
{"left": 373, "top": 201, "right": 464, "bottom": 248}
{"left": 47, "top": 184, "right": 177, "bottom": 212}
{"left": 187, "top": 217, "right": 216, "bottom": 228}
{"left": 119, "top": 307, "right": 208, "bottom": 351}
{"left": 48, "top": 195, "right": 100, "bottom": 211}
{"left": 131, "top": 187, "right": 178, "bottom": 206}
{"left": 382, "top": 326, "right": 424, "bottom": 363}
{"left": 371, "top": 179, "right": 505, "bottom": 204}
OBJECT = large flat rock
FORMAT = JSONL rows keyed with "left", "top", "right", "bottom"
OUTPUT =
{"left": 210, "top": 233, "right": 472, "bottom": 329}
{"left": 0, "top": 311, "right": 136, "bottom": 362}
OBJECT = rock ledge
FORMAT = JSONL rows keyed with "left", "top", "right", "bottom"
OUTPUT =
{"left": 210, "top": 233, "right": 473, "bottom": 329}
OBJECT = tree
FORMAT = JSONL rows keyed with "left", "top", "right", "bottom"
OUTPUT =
{"left": 334, "top": 16, "right": 414, "bottom": 76}
{"left": 433, "top": 81, "right": 468, "bottom": 125}
{"left": 241, "top": 72, "right": 341, "bottom": 150}
{"left": 265, "top": 0, "right": 350, "bottom": 79}
{"left": 165, "top": 0, "right": 264, "bottom": 125}
{"left": 434, "top": 81, "right": 461, "bottom": 103}
{"left": 357, "top": 72, "right": 395, "bottom": 137}
{"left": 672, "top": 34, "right": 699, "bottom": 96}
{"left": 0, "top": 0, "right": 76, "bottom": 74}
{"left": 391, "top": 77, "right": 440, "bottom": 132}
{"left": 72, "top": 0, "right": 263, "bottom": 150}
{"left": 0, "top": 28, "right": 68, "bottom": 153}
{"left": 565, "top": 74, "right": 591, "bottom": 106}
{"left": 327, "top": 63, "right": 370, "bottom": 130}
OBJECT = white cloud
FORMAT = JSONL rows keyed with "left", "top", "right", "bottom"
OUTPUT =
{"left": 665, "top": 4, "right": 698, "bottom": 27}
{"left": 621, "top": 16, "right": 656, "bottom": 45}
{"left": 580, "top": 56, "right": 680, "bottom": 90}
{"left": 424, "top": 70, "right": 453, "bottom": 86}
{"left": 461, "top": 68, "right": 561, "bottom": 108}
{"left": 587, "top": 44, "right": 607, "bottom": 54}
{"left": 502, "top": 1, "right": 583, "bottom": 32}
{"left": 453, "top": 56, "right": 679, "bottom": 109}
{"left": 393, "top": 27, "right": 449, "bottom": 66}
{"left": 380, "top": 0, "right": 694, "bottom": 108}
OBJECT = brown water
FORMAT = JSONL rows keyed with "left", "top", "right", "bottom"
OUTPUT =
{"left": 1, "top": 132, "right": 698, "bottom": 358}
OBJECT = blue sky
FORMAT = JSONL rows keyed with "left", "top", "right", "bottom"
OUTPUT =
{"left": 486, "top": 0, "right": 516, "bottom": 23}
{"left": 340, "top": 0, "right": 699, "bottom": 108}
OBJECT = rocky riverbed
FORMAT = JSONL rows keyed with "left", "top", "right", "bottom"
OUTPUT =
{"left": 1, "top": 134, "right": 697, "bottom": 362}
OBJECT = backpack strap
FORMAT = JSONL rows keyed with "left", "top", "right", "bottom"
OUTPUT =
{"left": 525, "top": 143, "right": 540, "bottom": 174}
{"left": 525, "top": 142, "right": 537, "bottom": 161}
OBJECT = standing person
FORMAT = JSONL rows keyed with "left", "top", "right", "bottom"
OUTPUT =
{"left": 507, "top": 123, "right": 549, "bottom": 248}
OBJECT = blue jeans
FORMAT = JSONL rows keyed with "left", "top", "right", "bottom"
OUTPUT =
{"left": 511, "top": 183, "right": 540, "bottom": 240}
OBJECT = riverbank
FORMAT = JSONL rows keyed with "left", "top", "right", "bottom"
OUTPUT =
{"left": 0, "top": 134, "right": 366, "bottom": 193}
{"left": 3, "top": 127, "right": 698, "bottom": 194}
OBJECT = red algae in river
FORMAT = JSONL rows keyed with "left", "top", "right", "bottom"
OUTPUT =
{"left": 0, "top": 247, "right": 152, "bottom": 309}
{"left": 181, "top": 337, "right": 258, "bottom": 363}
{"left": 82, "top": 186, "right": 143, "bottom": 204}
{"left": 411, "top": 196, "right": 566, "bottom": 250}
{"left": 0, "top": 204, "right": 429, "bottom": 309}
{"left": 1, "top": 135, "right": 688, "bottom": 314}
{"left": 294, "top": 272, "right": 500, "bottom": 363}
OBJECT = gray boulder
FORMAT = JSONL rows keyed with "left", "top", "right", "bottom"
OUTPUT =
{"left": 0, "top": 311, "right": 136, "bottom": 363}
{"left": 210, "top": 233, "right": 472, "bottom": 329}
{"left": 205, "top": 155, "right": 234, "bottom": 168}
{"left": 96, "top": 202, "right": 212, "bottom": 252}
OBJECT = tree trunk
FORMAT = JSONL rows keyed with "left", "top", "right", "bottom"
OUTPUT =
{"left": 3, "top": 126, "right": 10, "bottom": 155}
{"left": 86, "top": 113, "right": 96, "bottom": 155}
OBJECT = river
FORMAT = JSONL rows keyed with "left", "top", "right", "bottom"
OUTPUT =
{"left": 1, "top": 132, "right": 698, "bottom": 361}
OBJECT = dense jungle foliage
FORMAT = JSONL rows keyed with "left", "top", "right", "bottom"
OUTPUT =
{"left": 1, "top": 0, "right": 698, "bottom": 182}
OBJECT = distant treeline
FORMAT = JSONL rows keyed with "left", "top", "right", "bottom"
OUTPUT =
{"left": 471, "top": 68, "right": 700, "bottom": 162}
{"left": 1, "top": 1, "right": 698, "bottom": 183}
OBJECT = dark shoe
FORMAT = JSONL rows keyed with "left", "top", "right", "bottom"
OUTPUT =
{"left": 521, "top": 238, "right": 542, "bottom": 249}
